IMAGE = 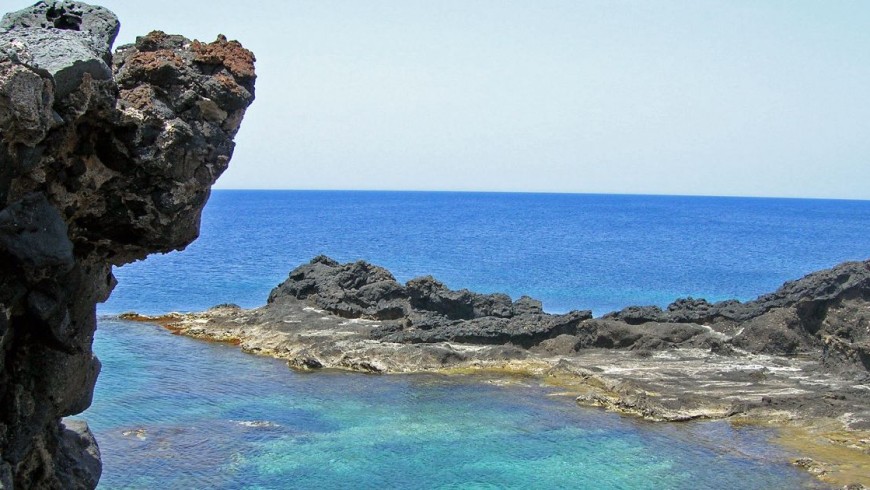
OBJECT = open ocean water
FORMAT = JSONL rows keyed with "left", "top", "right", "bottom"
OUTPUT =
{"left": 89, "top": 190, "right": 870, "bottom": 489}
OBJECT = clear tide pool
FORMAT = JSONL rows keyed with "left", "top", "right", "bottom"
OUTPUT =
{"left": 90, "top": 320, "right": 826, "bottom": 489}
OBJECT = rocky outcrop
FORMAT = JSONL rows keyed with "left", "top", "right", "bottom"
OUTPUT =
{"left": 267, "top": 256, "right": 593, "bottom": 347}
{"left": 604, "top": 259, "right": 870, "bottom": 371}
{"left": 263, "top": 256, "right": 870, "bottom": 373}
{"left": 267, "top": 255, "right": 409, "bottom": 320}
{"left": 605, "top": 260, "right": 870, "bottom": 325}
{"left": 0, "top": 2, "right": 255, "bottom": 488}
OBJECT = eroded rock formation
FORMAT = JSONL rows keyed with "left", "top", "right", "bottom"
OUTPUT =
{"left": 213, "top": 254, "right": 870, "bottom": 377}
{"left": 267, "top": 255, "right": 593, "bottom": 348}
{"left": 0, "top": 2, "right": 255, "bottom": 488}
{"left": 604, "top": 259, "right": 870, "bottom": 372}
{"left": 265, "top": 256, "right": 870, "bottom": 371}
{"left": 137, "top": 257, "right": 870, "bottom": 423}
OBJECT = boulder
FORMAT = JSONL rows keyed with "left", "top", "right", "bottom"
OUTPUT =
{"left": 268, "top": 256, "right": 408, "bottom": 320}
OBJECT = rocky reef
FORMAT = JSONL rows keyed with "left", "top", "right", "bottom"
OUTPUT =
{"left": 137, "top": 256, "right": 870, "bottom": 486}
{"left": 0, "top": 1, "right": 255, "bottom": 488}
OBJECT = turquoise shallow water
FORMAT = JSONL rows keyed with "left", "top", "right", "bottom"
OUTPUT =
{"left": 89, "top": 320, "right": 826, "bottom": 489}
{"left": 89, "top": 191, "right": 870, "bottom": 488}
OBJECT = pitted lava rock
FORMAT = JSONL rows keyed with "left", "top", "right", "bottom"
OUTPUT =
{"left": 0, "top": 2, "right": 255, "bottom": 488}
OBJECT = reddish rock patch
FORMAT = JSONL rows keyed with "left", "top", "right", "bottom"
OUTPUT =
{"left": 192, "top": 35, "right": 256, "bottom": 81}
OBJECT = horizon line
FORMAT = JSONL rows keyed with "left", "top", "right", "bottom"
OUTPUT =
{"left": 210, "top": 188, "right": 870, "bottom": 203}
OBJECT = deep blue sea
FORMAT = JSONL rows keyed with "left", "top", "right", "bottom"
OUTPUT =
{"left": 88, "top": 191, "right": 870, "bottom": 489}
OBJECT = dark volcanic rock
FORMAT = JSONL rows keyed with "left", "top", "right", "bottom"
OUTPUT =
{"left": 0, "top": 1, "right": 119, "bottom": 55}
{"left": 604, "top": 260, "right": 870, "bottom": 370}
{"left": 606, "top": 261, "right": 870, "bottom": 326}
{"left": 390, "top": 310, "right": 592, "bottom": 348}
{"left": 270, "top": 256, "right": 870, "bottom": 375}
{"left": 56, "top": 419, "right": 101, "bottom": 489}
{"left": 406, "top": 276, "right": 515, "bottom": 320}
{"left": 730, "top": 307, "right": 816, "bottom": 355}
{"left": 268, "top": 256, "right": 409, "bottom": 320}
{"left": 0, "top": 1, "right": 118, "bottom": 98}
{"left": 604, "top": 297, "right": 739, "bottom": 325}
{"left": 269, "top": 256, "right": 592, "bottom": 348}
{"left": 532, "top": 320, "right": 721, "bottom": 355}
{"left": 0, "top": 2, "right": 255, "bottom": 488}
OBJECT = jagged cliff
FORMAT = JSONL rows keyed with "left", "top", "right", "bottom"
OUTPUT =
{"left": 0, "top": 2, "right": 255, "bottom": 488}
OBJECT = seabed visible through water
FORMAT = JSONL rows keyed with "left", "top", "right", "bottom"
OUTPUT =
{"left": 87, "top": 320, "right": 829, "bottom": 489}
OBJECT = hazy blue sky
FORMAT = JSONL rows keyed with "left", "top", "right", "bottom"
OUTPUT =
{"left": 11, "top": 1, "right": 870, "bottom": 198}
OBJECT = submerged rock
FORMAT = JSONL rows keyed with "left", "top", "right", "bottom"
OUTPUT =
{"left": 0, "top": 2, "right": 255, "bottom": 488}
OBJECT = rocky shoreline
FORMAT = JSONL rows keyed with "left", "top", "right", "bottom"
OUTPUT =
{"left": 123, "top": 256, "right": 870, "bottom": 487}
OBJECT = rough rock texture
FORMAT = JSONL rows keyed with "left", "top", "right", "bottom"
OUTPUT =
{"left": 267, "top": 255, "right": 593, "bottom": 347}
{"left": 604, "top": 259, "right": 870, "bottom": 372}
{"left": 268, "top": 255, "right": 410, "bottom": 320}
{"left": 0, "top": 2, "right": 255, "bottom": 488}
{"left": 262, "top": 256, "right": 870, "bottom": 373}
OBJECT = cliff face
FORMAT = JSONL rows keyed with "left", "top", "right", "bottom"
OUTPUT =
{"left": 0, "top": 2, "right": 255, "bottom": 488}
